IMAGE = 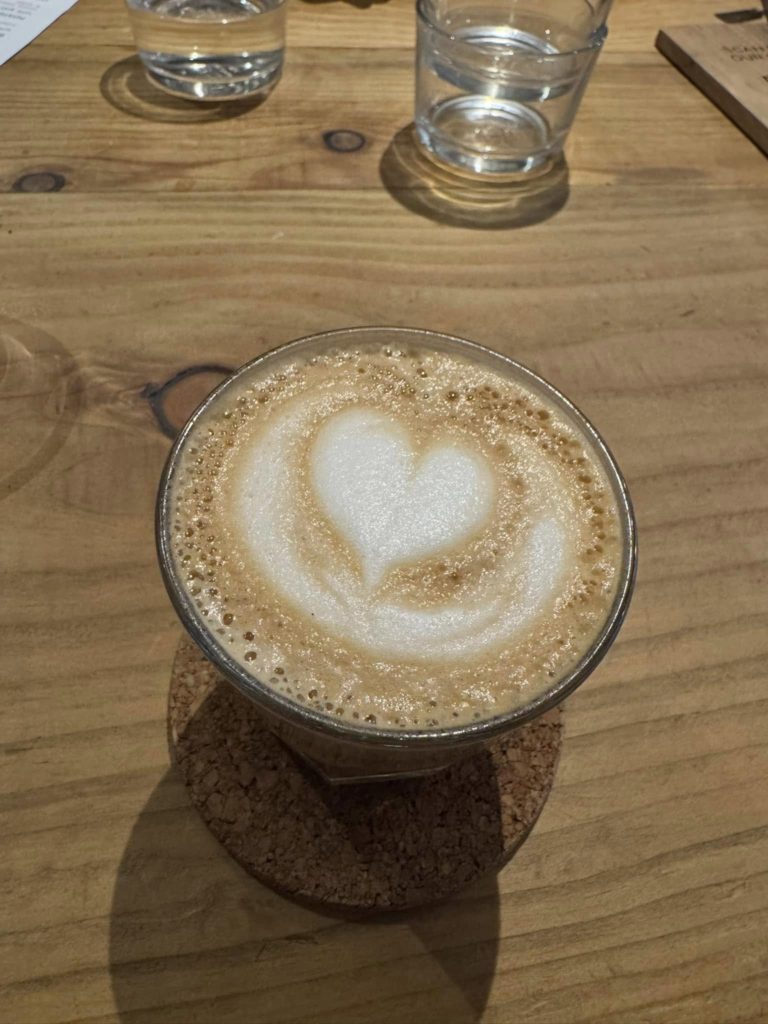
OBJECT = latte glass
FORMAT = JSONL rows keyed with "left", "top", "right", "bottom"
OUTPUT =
{"left": 156, "top": 328, "right": 636, "bottom": 782}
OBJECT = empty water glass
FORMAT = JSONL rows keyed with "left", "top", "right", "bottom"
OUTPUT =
{"left": 125, "top": 0, "right": 286, "bottom": 101}
{"left": 415, "top": 0, "right": 609, "bottom": 176}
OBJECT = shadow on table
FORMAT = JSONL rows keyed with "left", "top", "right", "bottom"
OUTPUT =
{"left": 380, "top": 124, "right": 570, "bottom": 230}
{"left": 109, "top": 767, "right": 502, "bottom": 1022}
{"left": 100, "top": 56, "right": 267, "bottom": 123}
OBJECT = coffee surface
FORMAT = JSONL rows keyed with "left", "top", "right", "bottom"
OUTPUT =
{"left": 169, "top": 339, "right": 624, "bottom": 729}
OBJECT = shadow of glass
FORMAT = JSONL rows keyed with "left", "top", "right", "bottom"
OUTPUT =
{"left": 380, "top": 125, "right": 570, "bottom": 230}
{"left": 109, "top": 767, "right": 501, "bottom": 1022}
{"left": 100, "top": 56, "right": 267, "bottom": 123}
{"left": 406, "top": 874, "right": 502, "bottom": 1021}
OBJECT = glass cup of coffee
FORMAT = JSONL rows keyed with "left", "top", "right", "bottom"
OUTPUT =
{"left": 156, "top": 327, "right": 636, "bottom": 781}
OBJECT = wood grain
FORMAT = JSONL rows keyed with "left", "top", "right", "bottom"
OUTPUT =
{"left": 2, "top": 0, "right": 766, "bottom": 193}
{"left": 2, "top": 48, "right": 766, "bottom": 193}
{"left": 1, "top": 0, "right": 768, "bottom": 1020}
{"left": 12, "top": 0, "right": 737, "bottom": 53}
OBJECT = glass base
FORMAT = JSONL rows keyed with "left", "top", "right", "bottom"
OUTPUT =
{"left": 140, "top": 52, "right": 282, "bottom": 101}
{"left": 416, "top": 96, "right": 558, "bottom": 177}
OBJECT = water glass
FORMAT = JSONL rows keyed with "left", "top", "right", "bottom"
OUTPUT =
{"left": 125, "top": 0, "right": 286, "bottom": 102}
{"left": 415, "top": 0, "right": 609, "bottom": 176}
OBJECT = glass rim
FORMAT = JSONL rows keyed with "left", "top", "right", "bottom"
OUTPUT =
{"left": 156, "top": 326, "right": 637, "bottom": 751}
{"left": 415, "top": 0, "right": 608, "bottom": 58}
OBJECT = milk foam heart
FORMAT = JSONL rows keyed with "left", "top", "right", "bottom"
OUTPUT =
{"left": 234, "top": 397, "right": 568, "bottom": 659}
{"left": 310, "top": 409, "right": 494, "bottom": 588}
{"left": 169, "top": 340, "right": 623, "bottom": 729}
{"left": 235, "top": 397, "right": 569, "bottom": 657}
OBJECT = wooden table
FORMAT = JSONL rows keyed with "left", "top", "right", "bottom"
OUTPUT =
{"left": 2, "top": 0, "right": 767, "bottom": 1020}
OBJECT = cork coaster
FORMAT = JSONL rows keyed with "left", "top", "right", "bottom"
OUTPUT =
{"left": 169, "top": 637, "right": 563, "bottom": 913}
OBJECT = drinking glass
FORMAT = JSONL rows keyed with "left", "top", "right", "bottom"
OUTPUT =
{"left": 156, "top": 327, "right": 636, "bottom": 782}
{"left": 125, "top": 0, "right": 286, "bottom": 101}
{"left": 415, "top": 0, "right": 610, "bottom": 176}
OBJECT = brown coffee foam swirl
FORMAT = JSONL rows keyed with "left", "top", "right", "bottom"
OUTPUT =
{"left": 170, "top": 344, "right": 621, "bottom": 728}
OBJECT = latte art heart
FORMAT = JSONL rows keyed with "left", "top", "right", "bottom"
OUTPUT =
{"left": 310, "top": 409, "right": 494, "bottom": 588}
{"left": 169, "top": 340, "right": 623, "bottom": 729}
{"left": 235, "top": 398, "right": 570, "bottom": 661}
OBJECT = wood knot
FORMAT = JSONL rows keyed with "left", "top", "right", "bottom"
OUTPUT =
{"left": 142, "top": 364, "right": 235, "bottom": 439}
{"left": 322, "top": 130, "right": 366, "bottom": 153}
{"left": 12, "top": 172, "right": 67, "bottom": 193}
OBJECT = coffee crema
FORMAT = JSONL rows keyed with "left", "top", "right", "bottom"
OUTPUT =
{"left": 169, "top": 339, "right": 623, "bottom": 729}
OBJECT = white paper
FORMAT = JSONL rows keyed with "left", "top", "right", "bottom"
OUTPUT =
{"left": 0, "top": 0, "right": 78, "bottom": 66}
